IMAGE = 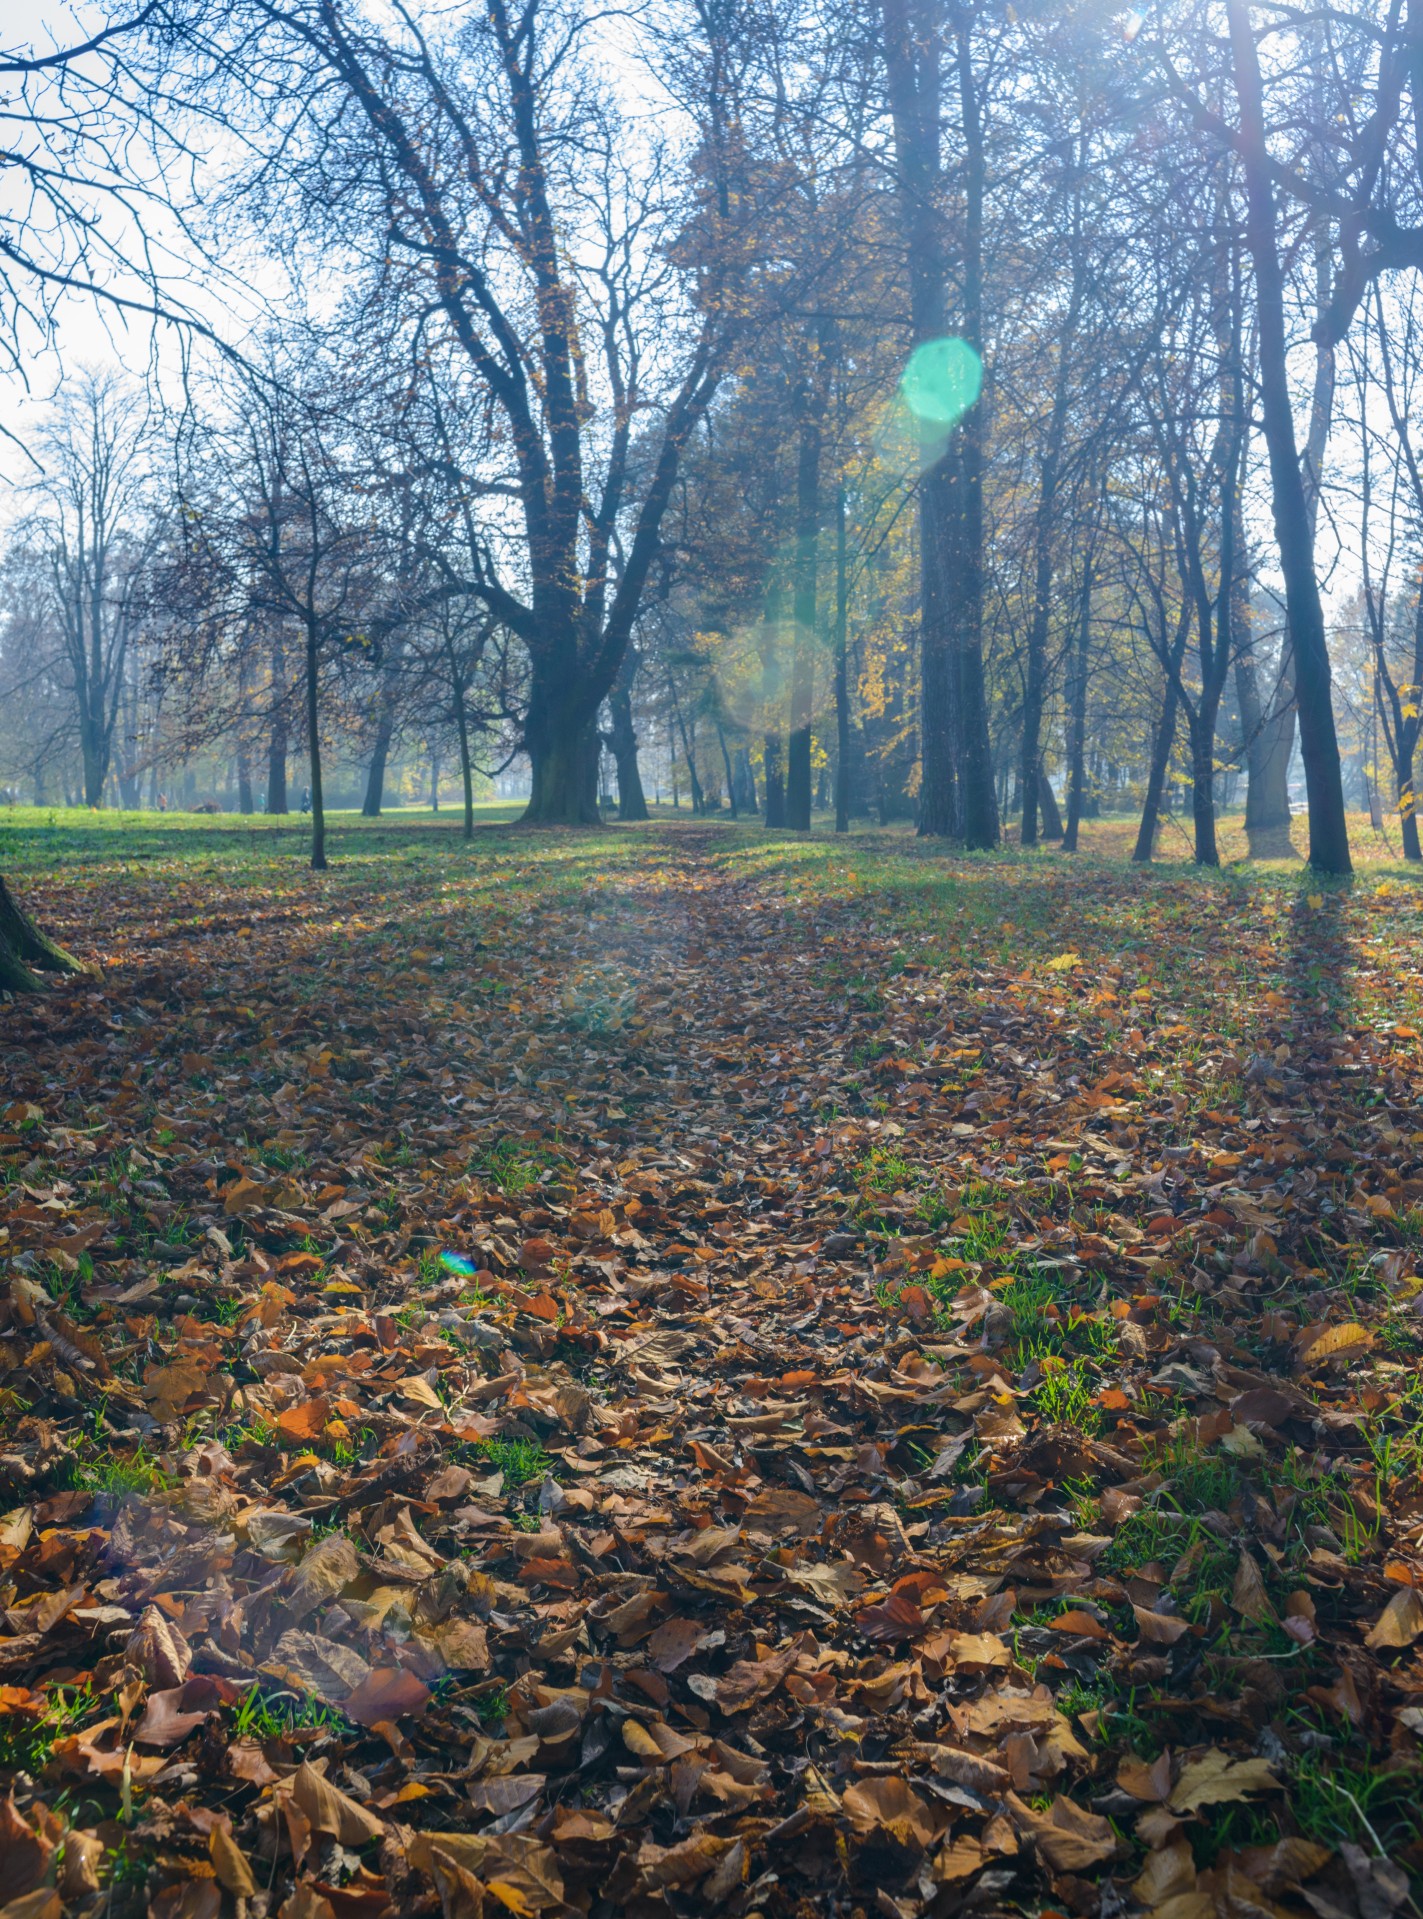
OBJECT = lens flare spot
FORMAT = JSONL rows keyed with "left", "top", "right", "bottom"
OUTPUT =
{"left": 899, "top": 337, "right": 983, "bottom": 432}
{"left": 440, "top": 1250, "right": 478, "bottom": 1277}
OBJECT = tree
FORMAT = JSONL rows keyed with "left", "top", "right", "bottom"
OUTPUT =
{"left": 188, "top": 0, "right": 756, "bottom": 824}
{"left": 19, "top": 369, "right": 161, "bottom": 807}
{"left": 878, "top": 0, "right": 998, "bottom": 846}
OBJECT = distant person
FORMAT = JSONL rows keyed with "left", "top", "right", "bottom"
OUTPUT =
{"left": 301, "top": 786, "right": 311, "bottom": 813}
{"left": 157, "top": 792, "right": 167, "bottom": 812}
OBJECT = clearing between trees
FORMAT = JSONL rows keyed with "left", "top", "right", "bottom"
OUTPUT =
{"left": 2, "top": 815, "right": 1423, "bottom": 1919}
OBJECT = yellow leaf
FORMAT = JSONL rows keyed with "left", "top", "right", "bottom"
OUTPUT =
{"left": 1295, "top": 1321, "right": 1374, "bottom": 1367}
{"left": 1306, "top": 893, "right": 1323, "bottom": 909}
{"left": 1169, "top": 1750, "right": 1279, "bottom": 1814}
{"left": 1365, "top": 1587, "right": 1423, "bottom": 1650}
{"left": 1044, "top": 952, "right": 1079, "bottom": 973}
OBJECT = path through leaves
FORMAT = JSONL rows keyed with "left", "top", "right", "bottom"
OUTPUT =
{"left": 3, "top": 822, "right": 1423, "bottom": 1919}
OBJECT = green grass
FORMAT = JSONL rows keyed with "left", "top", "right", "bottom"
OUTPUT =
{"left": 231, "top": 1686, "right": 352, "bottom": 1741}
{"left": 0, "top": 1681, "right": 98, "bottom": 1774}
{"left": 470, "top": 1135, "right": 568, "bottom": 1196}
{"left": 464, "top": 1435, "right": 550, "bottom": 1487}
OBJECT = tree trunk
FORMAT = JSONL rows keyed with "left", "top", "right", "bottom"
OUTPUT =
{"left": 786, "top": 394, "right": 821, "bottom": 833}
{"left": 118, "top": 664, "right": 141, "bottom": 810}
{"left": 947, "top": 2, "right": 999, "bottom": 851}
{"left": 734, "top": 748, "right": 757, "bottom": 816}
{"left": 1401, "top": 763, "right": 1421, "bottom": 861}
{"left": 362, "top": 643, "right": 405, "bottom": 817}
{"left": 715, "top": 720, "right": 738, "bottom": 818}
{"left": 266, "top": 627, "right": 290, "bottom": 815}
{"left": 0, "top": 873, "right": 83, "bottom": 994}
{"left": 881, "top": 0, "right": 956, "bottom": 840}
{"left": 763, "top": 733, "right": 785, "bottom": 828}
{"left": 669, "top": 685, "right": 704, "bottom": 814}
{"left": 236, "top": 640, "right": 255, "bottom": 816}
{"left": 608, "top": 652, "right": 649, "bottom": 821}
{"left": 1062, "top": 566, "right": 1093, "bottom": 852}
{"left": 523, "top": 667, "right": 601, "bottom": 825}
{"left": 834, "top": 480, "right": 851, "bottom": 835}
{"left": 1020, "top": 163, "right": 1085, "bottom": 848}
{"left": 1188, "top": 699, "right": 1221, "bottom": 866}
{"left": 1037, "top": 767, "right": 1063, "bottom": 841}
{"left": 430, "top": 750, "right": 440, "bottom": 812}
{"left": 453, "top": 680, "right": 475, "bottom": 841}
{"left": 304, "top": 621, "right": 327, "bottom": 871}
{"left": 1228, "top": 0, "right": 1350, "bottom": 875}
{"left": 1133, "top": 679, "right": 1180, "bottom": 863}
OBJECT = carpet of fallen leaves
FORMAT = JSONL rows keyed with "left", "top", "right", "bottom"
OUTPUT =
{"left": 3, "top": 816, "right": 1423, "bottom": 1919}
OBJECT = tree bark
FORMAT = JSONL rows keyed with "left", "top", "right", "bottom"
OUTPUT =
{"left": 1020, "top": 159, "right": 1085, "bottom": 848}
{"left": 608, "top": 650, "right": 649, "bottom": 821}
{"left": 304, "top": 619, "right": 327, "bottom": 871}
{"left": 715, "top": 719, "right": 738, "bottom": 818}
{"left": 362, "top": 645, "right": 404, "bottom": 817}
{"left": 266, "top": 626, "right": 289, "bottom": 815}
{"left": 882, "top": 0, "right": 957, "bottom": 839}
{"left": 786, "top": 380, "right": 822, "bottom": 833}
{"left": 1228, "top": 0, "right": 1350, "bottom": 874}
{"left": 1037, "top": 767, "right": 1063, "bottom": 841}
{"left": 449, "top": 681, "right": 473, "bottom": 841}
{"left": 522, "top": 658, "right": 602, "bottom": 825}
{"left": 947, "top": 1, "right": 999, "bottom": 850}
{"left": 668, "top": 681, "right": 704, "bottom": 814}
{"left": 1133, "top": 679, "right": 1180, "bottom": 864}
{"left": 1062, "top": 565, "right": 1092, "bottom": 851}
{"left": 0, "top": 873, "right": 83, "bottom": 994}
{"left": 834, "top": 480, "right": 851, "bottom": 834}
{"left": 1188, "top": 695, "right": 1221, "bottom": 867}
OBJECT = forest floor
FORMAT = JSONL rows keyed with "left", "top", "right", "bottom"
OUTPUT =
{"left": 3, "top": 811, "right": 1423, "bottom": 1919}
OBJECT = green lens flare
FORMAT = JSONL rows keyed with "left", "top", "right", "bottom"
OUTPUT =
{"left": 899, "top": 337, "right": 983, "bottom": 430}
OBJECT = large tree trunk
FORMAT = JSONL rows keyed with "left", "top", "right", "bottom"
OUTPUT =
{"left": 524, "top": 712, "right": 601, "bottom": 824}
{"left": 1228, "top": 0, "right": 1350, "bottom": 875}
{"left": 0, "top": 874, "right": 83, "bottom": 994}
{"left": 522, "top": 646, "right": 602, "bottom": 825}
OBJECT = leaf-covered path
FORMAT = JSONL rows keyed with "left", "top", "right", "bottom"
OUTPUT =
{"left": 3, "top": 820, "right": 1423, "bottom": 1919}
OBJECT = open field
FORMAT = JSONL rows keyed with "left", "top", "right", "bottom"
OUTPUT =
{"left": 2, "top": 813, "right": 1423, "bottom": 1918}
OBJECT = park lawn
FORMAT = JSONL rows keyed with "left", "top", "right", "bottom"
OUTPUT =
{"left": 2, "top": 809, "right": 1423, "bottom": 1913}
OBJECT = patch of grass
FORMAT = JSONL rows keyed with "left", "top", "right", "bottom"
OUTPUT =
{"left": 1288, "top": 1744, "right": 1423, "bottom": 1856}
{"left": 231, "top": 1686, "right": 351, "bottom": 1741}
{"left": 470, "top": 1135, "right": 566, "bottom": 1196}
{"left": 258, "top": 1143, "right": 308, "bottom": 1173}
{"left": 476, "top": 1683, "right": 509, "bottom": 1729}
{"left": 0, "top": 1680, "right": 98, "bottom": 1774}
{"left": 464, "top": 1435, "right": 550, "bottom": 1487}
{"left": 58, "top": 1442, "right": 174, "bottom": 1498}
{"left": 1032, "top": 1357, "right": 1101, "bottom": 1432}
